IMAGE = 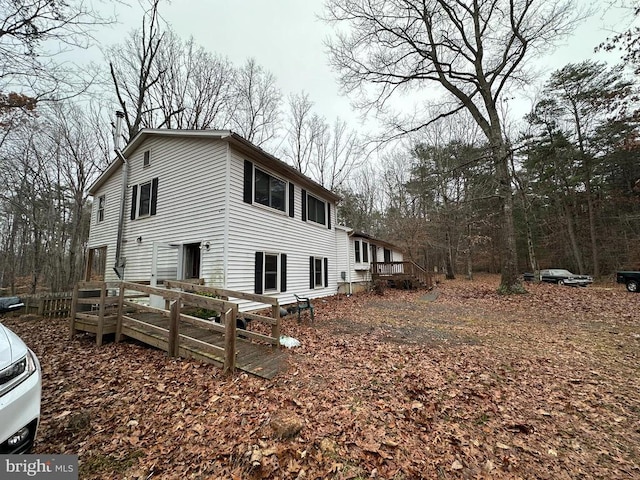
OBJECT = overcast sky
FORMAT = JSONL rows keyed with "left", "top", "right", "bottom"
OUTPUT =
{"left": 96, "top": 0, "right": 632, "bottom": 132}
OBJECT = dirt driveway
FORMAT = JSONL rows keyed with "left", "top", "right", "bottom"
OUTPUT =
{"left": 3, "top": 276, "right": 639, "bottom": 479}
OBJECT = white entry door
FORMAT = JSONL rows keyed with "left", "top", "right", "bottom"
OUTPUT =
{"left": 150, "top": 242, "right": 179, "bottom": 308}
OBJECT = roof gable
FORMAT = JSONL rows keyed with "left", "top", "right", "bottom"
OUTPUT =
{"left": 89, "top": 129, "right": 341, "bottom": 202}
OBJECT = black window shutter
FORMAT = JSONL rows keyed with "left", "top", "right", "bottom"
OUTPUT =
{"left": 327, "top": 204, "right": 331, "bottom": 229}
{"left": 288, "top": 184, "right": 294, "bottom": 218}
{"left": 254, "top": 252, "right": 263, "bottom": 294}
{"left": 324, "top": 258, "right": 328, "bottom": 287}
{"left": 309, "top": 256, "right": 314, "bottom": 289}
{"left": 150, "top": 177, "right": 159, "bottom": 216}
{"left": 130, "top": 185, "right": 138, "bottom": 220}
{"left": 301, "top": 189, "right": 307, "bottom": 221}
{"left": 280, "top": 254, "right": 287, "bottom": 292}
{"left": 243, "top": 160, "right": 253, "bottom": 204}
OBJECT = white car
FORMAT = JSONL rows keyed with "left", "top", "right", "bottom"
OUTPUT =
{"left": 0, "top": 322, "right": 41, "bottom": 453}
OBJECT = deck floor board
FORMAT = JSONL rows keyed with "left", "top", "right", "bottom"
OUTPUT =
{"left": 71, "top": 309, "right": 287, "bottom": 379}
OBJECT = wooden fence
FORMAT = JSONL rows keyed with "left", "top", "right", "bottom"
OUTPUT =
{"left": 22, "top": 292, "right": 73, "bottom": 318}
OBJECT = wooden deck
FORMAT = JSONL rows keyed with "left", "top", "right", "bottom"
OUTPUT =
{"left": 122, "top": 312, "right": 287, "bottom": 379}
{"left": 371, "top": 261, "right": 433, "bottom": 289}
{"left": 69, "top": 281, "right": 288, "bottom": 379}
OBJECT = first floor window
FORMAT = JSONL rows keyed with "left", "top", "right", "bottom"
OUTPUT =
{"left": 310, "top": 256, "right": 328, "bottom": 289}
{"left": 362, "top": 242, "right": 369, "bottom": 263}
{"left": 314, "top": 257, "right": 323, "bottom": 287}
{"left": 264, "top": 253, "right": 279, "bottom": 291}
{"left": 97, "top": 195, "right": 105, "bottom": 222}
{"left": 354, "top": 240, "right": 361, "bottom": 263}
{"left": 254, "top": 252, "right": 287, "bottom": 294}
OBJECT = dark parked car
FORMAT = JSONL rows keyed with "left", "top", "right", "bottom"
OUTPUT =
{"left": 524, "top": 269, "right": 593, "bottom": 287}
{"left": 616, "top": 271, "right": 640, "bottom": 292}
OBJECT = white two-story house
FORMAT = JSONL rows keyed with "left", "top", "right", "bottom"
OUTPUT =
{"left": 86, "top": 129, "right": 342, "bottom": 308}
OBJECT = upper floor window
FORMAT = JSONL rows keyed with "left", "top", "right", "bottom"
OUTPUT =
{"left": 97, "top": 195, "right": 105, "bottom": 222}
{"left": 143, "top": 150, "right": 151, "bottom": 167}
{"left": 139, "top": 181, "right": 152, "bottom": 216}
{"left": 131, "top": 178, "right": 158, "bottom": 220}
{"left": 255, "top": 168, "right": 286, "bottom": 212}
{"left": 307, "top": 194, "right": 326, "bottom": 225}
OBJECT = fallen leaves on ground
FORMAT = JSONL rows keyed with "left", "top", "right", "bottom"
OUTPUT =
{"left": 3, "top": 275, "right": 639, "bottom": 479}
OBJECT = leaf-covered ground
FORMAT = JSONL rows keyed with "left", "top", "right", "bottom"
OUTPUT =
{"left": 3, "top": 275, "right": 639, "bottom": 479}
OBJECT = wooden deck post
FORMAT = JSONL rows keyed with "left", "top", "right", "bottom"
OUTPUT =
{"left": 96, "top": 282, "right": 107, "bottom": 347}
{"left": 223, "top": 308, "right": 236, "bottom": 374}
{"left": 271, "top": 303, "right": 281, "bottom": 347}
{"left": 115, "top": 283, "right": 125, "bottom": 342}
{"left": 168, "top": 296, "right": 181, "bottom": 357}
{"left": 69, "top": 283, "right": 80, "bottom": 340}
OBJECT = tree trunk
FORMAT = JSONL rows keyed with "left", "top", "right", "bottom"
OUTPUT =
{"left": 466, "top": 223, "right": 473, "bottom": 281}
{"left": 495, "top": 142, "right": 522, "bottom": 293}
{"left": 585, "top": 175, "right": 599, "bottom": 278}
{"left": 560, "top": 200, "right": 584, "bottom": 273}
{"left": 445, "top": 228, "right": 455, "bottom": 279}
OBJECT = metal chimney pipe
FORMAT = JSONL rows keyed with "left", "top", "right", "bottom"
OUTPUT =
{"left": 114, "top": 110, "right": 124, "bottom": 151}
{"left": 113, "top": 110, "right": 128, "bottom": 279}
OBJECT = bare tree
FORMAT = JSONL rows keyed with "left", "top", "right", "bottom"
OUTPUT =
{"left": 0, "top": 0, "right": 113, "bottom": 103}
{"left": 231, "top": 58, "right": 282, "bottom": 146}
{"left": 325, "top": 0, "right": 584, "bottom": 293}
{"left": 283, "top": 91, "right": 320, "bottom": 174}
{"left": 150, "top": 31, "right": 236, "bottom": 130}
{"left": 0, "top": 100, "right": 109, "bottom": 292}
{"left": 108, "top": 0, "right": 167, "bottom": 141}
{"left": 312, "top": 118, "right": 363, "bottom": 191}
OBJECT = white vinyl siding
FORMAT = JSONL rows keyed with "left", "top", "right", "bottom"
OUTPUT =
{"left": 227, "top": 149, "right": 338, "bottom": 310}
{"left": 89, "top": 136, "right": 227, "bottom": 283}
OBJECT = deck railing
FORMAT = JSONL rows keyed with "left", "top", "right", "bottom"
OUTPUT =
{"left": 164, "top": 280, "right": 281, "bottom": 344}
{"left": 69, "top": 280, "right": 282, "bottom": 374}
{"left": 371, "top": 261, "right": 433, "bottom": 288}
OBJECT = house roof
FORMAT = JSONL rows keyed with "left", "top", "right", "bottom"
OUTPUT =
{"left": 88, "top": 129, "right": 341, "bottom": 202}
{"left": 350, "top": 230, "right": 402, "bottom": 251}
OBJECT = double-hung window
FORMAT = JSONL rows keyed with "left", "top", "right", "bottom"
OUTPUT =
{"left": 310, "top": 256, "right": 328, "bottom": 289}
{"left": 307, "top": 194, "right": 326, "bottom": 225}
{"left": 301, "top": 190, "right": 331, "bottom": 228}
{"left": 254, "top": 252, "right": 287, "bottom": 294}
{"left": 354, "top": 241, "right": 361, "bottom": 263}
{"left": 139, "top": 181, "right": 152, "bottom": 216}
{"left": 97, "top": 195, "right": 105, "bottom": 222}
{"left": 255, "top": 168, "right": 286, "bottom": 212}
{"left": 264, "top": 253, "right": 279, "bottom": 291}
{"left": 131, "top": 178, "right": 159, "bottom": 220}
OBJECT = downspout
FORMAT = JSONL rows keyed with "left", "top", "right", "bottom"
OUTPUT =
{"left": 113, "top": 111, "right": 128, "bottom": 279}
{"left": 346, "top": 231, "right": 353, "bottom": 295}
